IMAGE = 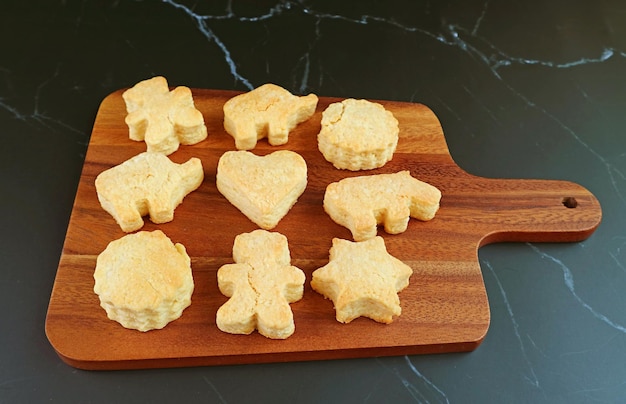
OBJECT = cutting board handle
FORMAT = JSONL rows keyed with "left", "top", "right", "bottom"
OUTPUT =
{"left": 467, "top": 176, "right": 602, "bottom": 247}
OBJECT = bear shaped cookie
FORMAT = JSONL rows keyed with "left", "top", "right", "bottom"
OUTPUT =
{"left": 323, "top": 170, "right": 441, "bottom": 241}
{"left": 122, "top": 76, "right": 208, "bottom": 155}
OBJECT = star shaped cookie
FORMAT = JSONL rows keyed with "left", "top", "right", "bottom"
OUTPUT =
{"left": 311, "top": 236, "right": 413, "bottom": 324}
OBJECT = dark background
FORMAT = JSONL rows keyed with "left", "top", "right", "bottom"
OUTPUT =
{"left": 2, "top": 1, "right": 625, "bottom": 402}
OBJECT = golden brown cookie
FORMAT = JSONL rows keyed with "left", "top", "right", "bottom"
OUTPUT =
{"left": 216, "top": 229, "right": 305, "bottom": 339}
{"left": 318, "top": 98, "right": 399, "bottom": 170}
{"left": 216, "top": 150, "right": 307, "bottom": 230}
{"left": 311, "top": 236, "right": 413, "bottom": 324}
{"left": 323, "top": 170, "right": 441, "bottom": 241}
{"left": 123, "top": 76, "right": 207, "bottom": 155}
{"left": 93, "top": 230, "right": 194, "bottom": 332}
{"left": 223, "top": 83, "right": 318, "bottom": 150}
{"left": 95, "top": 152, "right": 204, "bottom": 232}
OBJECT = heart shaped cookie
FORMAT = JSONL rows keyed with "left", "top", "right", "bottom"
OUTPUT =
{"left": 216, "top": 150, "right": 308, "bottom": 229}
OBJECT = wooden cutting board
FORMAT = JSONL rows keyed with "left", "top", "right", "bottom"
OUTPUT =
{"left": 45, "top": 88, "right": 602, "bottom": 370}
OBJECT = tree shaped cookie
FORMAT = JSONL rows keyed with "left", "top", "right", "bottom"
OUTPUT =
{"left": 216, "top": 230, "right": 305, "bottom": 339}
{"left": 95, "top": 152, "right": 204, "bottom": 232}
{"left": 311, "top": 237, "right": 413, "bottom": 324}
{"left": 323, "top": 170, "right": 442, "bottom": 241}
{"left": 122, "top": 76, "right": 208, "bottom": 155}
{"left": 223, "top": 83, "right": 318, "bottom": 150}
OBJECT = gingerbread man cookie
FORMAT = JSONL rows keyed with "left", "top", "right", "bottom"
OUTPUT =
{"left": 216, "top": 230, "right": 305, "bottom": 339}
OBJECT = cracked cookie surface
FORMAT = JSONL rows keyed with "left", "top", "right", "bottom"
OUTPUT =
{"left": 223, "top": 83, "right": 318, "bottom": 150}
{"left": 216, "top": 230, "right": 305, "bottom": 339}
{"left": 318, "top": 98, "right": 399, "bottom": 170}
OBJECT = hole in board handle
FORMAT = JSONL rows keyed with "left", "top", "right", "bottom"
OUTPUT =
{"left": 562, "top": 197, "right": 578, "bottom": 208}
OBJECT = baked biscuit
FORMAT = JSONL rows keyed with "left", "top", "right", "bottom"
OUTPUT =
{"left": 216, "top": 150, "right": 307, "bottom": 229}
{"left": 318, "top": 98, "right": 399, "bottom": 170}
{"left": 95, "top": 152, "right": 204, "bottom": 232}
{"left": 216, "top": 229, "right": 305, "bottom": 339}
{"left": 311, "top": 237, "right": 412, "bottom": 324}
{"left": 223, "top": 83, "right": 318, "bottom": 150}
{"left": 93, "top": 230, "right": 194, "bottom": 332}
{"left": 123, "top": 76, "right": 208, "bottom": 155}
{"left": 324, "top": 170, "right": 441, "bottom": 241}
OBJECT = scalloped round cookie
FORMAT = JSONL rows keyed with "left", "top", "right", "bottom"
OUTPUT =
{"left": 93, "top": 230, "right": 194, "bottom": 332}
{"left": 317, "top": 98, "right": 399, "bottom": 171}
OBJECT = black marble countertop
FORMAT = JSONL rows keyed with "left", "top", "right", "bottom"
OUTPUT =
{"left": 2, "top": 1, "right": 625, "bottom": 402}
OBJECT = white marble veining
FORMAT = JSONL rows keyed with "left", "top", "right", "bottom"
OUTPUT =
{"left": 159, "top": 0, "right": 626, "bottom": 209}
{"left": 527, "top": 243, "right": 626, "bottom": 335}
{"left": 403, "top": 356, "right": 450, "bottom": 404}
{"left": 484, "top": 260, "right": 541, "bottom": 389}
{"left": 162, "top": 1, "right": 625, "bottom": 83}
{"left": 0, "top": 64, "right": 84, "bottom": 139}
{"left": 202, "top": 375, "right": 228, "bottom": 404}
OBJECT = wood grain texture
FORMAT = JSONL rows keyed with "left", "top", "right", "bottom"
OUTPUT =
{"left": 45, "top": 89, "right": 602, "bottom": 370}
